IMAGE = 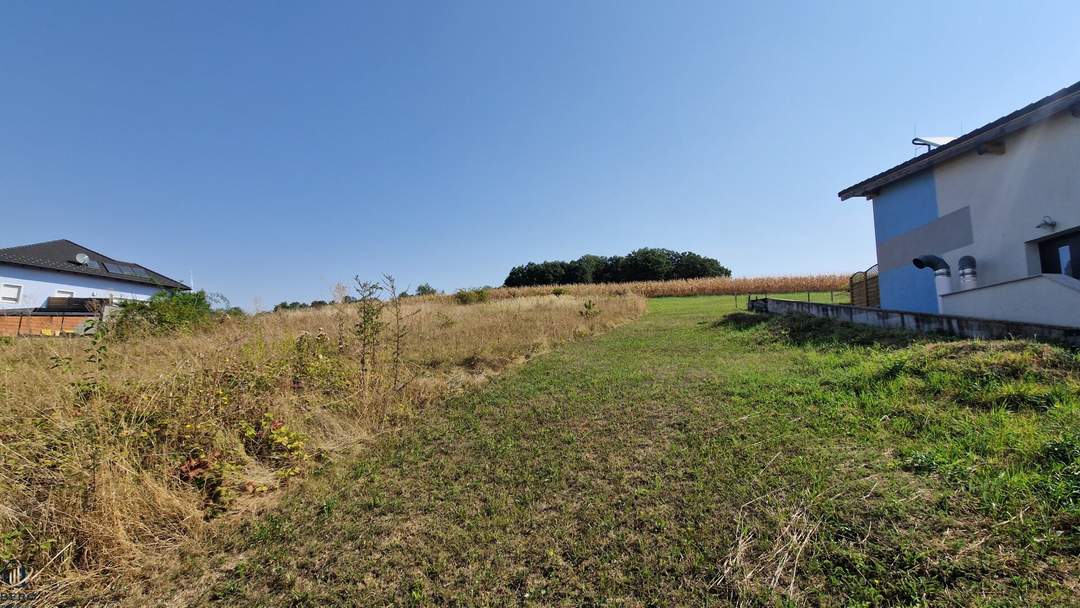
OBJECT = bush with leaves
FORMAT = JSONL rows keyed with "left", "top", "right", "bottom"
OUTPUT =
{"left": 106, "top": 290, "right": 216, "bottom": 339}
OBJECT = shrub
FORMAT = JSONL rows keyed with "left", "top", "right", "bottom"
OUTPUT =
{"left": 415, "top": 283, "right": 438, "bottom": 296}
{"left": 454, "top": 288, "right": 490, "bottom": 305}
{"left": 106, "top": 289, "right": 214, "bottom": 339}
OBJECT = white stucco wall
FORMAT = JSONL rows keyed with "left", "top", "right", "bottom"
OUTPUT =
{"left": 941, "top": 274, "right": 1080, "bottom": 328}
{"left": 933, "top": 111, "right": 1080, "bottom": 286}
{"left": 0, "top": 264, "right": 164, "bottom": 310}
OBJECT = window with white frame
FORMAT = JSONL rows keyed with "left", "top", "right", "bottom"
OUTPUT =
{"left": 1, "top": 283, "right": 22, "bottom": 303}
{"left": 55, "top": 290, "right": 75, "bottom": 298}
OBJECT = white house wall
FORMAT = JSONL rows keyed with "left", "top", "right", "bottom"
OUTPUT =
{"left": 870, "top": 110, "right": 1080, "bottom": 318}
{"left": 933, "top": 111, "right": 1080, "bottom": 286}
{"left": 0, "top": 265, "right": 164, "bottom": 310}
{"left": 941, "top": 273, "right": 1080, "bottom": 327}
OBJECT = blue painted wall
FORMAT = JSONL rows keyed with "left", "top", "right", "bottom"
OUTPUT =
{"left": 878, "top": 265, "right": 939, "bottom": 313}
{"left": 871, "top": 172, "right": 940, "bottom": 312}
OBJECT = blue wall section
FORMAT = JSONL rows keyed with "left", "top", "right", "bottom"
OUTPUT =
{"left": 871, "top": 172, "right": 940, "bottom": 313}
{"left": 878, "top": 266, "right": 939, "bottom": 313}
{"left": 872, "top": 171, "right": 939, "bottom": 242}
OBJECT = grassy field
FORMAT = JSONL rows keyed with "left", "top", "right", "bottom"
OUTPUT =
{"left": 0, "top": 293, "right": 645, "bottom": 601}
{"left": 125, "top": 295, "right": 1078, "bottom": 606}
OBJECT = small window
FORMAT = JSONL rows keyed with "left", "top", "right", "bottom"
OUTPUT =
{"left": 56, "top": 290, "right": 75, "bottom": 298}
{"left": 1, "top": 283, "right": 22, "bottom": 303}
{"left": 1039, "top": 232, "right": 1080, "bottom": 279}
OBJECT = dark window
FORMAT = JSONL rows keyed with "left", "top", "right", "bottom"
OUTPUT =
{"left": 1039, "top": 232, "right": 1080, "bottom": 279}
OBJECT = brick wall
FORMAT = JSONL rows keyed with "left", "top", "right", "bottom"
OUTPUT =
{"left": 0, "top": 314, "right": 97, "bottom": 337}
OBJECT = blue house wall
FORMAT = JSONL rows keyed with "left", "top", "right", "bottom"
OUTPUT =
{"left": 871, "top": 172, "right": 940, "bottom": 313}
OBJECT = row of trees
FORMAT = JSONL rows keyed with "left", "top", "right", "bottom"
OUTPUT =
{"left": 272, "top": 283, "right": 440, "bottom": 312}
{"left": 504, "top": 248, "right": 731, "bottom": 287}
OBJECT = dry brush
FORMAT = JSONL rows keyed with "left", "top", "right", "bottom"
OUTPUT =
{"left": 0, "top": 292, "right": 644, "bottom": 602}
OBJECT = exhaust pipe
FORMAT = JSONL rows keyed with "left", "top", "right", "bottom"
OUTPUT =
{"left": 912, "top": 255, "right": 951, "bottom": 312}
{"left": 958, "top": 256, "right": 977, "bottom": 289}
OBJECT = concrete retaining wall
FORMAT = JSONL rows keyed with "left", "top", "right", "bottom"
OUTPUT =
{"left": 748, "top": 298, "right": 1080, "bottom": 347}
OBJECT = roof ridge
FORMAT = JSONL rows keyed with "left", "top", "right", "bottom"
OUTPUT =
{"left": 58, "top": 239, "right": 121, "bottom": 263}
{"left": 0, "top": 238, "right": 68, "bottom": 253}
{"left": 839, "top": 79, "right": 1080, "bottom": 200}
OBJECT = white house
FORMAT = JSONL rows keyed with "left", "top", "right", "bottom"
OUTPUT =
{"left": 0, "top": 239, "right": 188, "bottom": 311}
{"left": 839, "top": 80, "right": 1080, "bottom": 328}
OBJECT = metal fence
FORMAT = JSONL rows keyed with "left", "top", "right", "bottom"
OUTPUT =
{"left": 849, "top": 264, "right": 880, "bottom": 308}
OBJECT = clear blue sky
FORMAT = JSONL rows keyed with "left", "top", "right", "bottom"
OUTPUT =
{"left": 2, "top": 2, "right": 1078, "bottom": 309}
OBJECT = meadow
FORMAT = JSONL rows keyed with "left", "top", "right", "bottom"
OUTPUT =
{"left": 127, "top": 295, "right": 1078, "bottom": 606}
{"left": 0, "top": 293, "right": 645, "bottom": 602}
{"left": 5, "top": 288, "right": 1078, "bottom": 606}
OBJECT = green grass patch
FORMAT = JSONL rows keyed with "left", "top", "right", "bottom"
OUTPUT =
{"left": 132, "top": 295, "right": 1078, "bottom": 607}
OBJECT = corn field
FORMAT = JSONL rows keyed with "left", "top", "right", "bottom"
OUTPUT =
{"left": 427, "top": 274, "right": 850, "bottom": 301}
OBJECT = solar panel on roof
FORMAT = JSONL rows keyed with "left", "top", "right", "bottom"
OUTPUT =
{"left": 103, "top": 262, "right": 123, "bottom": 274}
{"left": 131, "top": 267, "right": 151, "bottom": 278}
{"left": 86, "top": 260, "right": 101, "bottom": 269}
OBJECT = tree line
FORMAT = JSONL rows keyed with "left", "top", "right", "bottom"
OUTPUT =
{"left": 272, "top": 283, "right": 439, "bottom": 312}
{"left": 504, "top": 248, "right": 731, "bottom": 287}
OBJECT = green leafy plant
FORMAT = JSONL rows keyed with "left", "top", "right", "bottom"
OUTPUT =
{"left": 453, "top": 288, "right": 489, "bottom": 305}
{"left": 579, "top": 299, "right": 600, "bottom": 319}
{"left": 105, "top": 290, "right": 214, "bottom": 339}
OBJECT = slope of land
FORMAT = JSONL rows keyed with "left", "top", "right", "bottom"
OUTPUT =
{"left": 133, "top": 296, "right": 1077, "bottom": 606}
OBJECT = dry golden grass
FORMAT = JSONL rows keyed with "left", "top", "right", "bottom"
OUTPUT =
{"left": 0, "top": 293, "right": 644, "bottom": 603}
{"left": 426, "top": 274, "right": 850, "bottom": 301}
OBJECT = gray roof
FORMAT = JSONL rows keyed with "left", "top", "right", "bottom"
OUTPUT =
{"left": 839, "top": 80, "right": 1080, "bottom": 201}
{"left": 0, "top": 239, "right": 189, "bottom": 290}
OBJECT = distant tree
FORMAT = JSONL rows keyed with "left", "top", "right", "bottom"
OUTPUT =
{"left": 504, "top": 261, "right": 571, "bottom": 287}
{"left": 565, "top": 254, "right": 604, "bottom": 284}
{"left": 310, "top": 300, "right": 329, "bottom": 308}
{"left": 621, "top": 248, "right": 676, "bottom": 281}
{"left": 671, "top": 251, "right": 731, "bottom": 279}
{"left": 504, "top": 248, "right": 730, "bottom": 286}
{"left": 593, "top": 256, "right": 625, "bottom": 283}
{"left": 415, "top": 283, "right": 438, "bottom": 296}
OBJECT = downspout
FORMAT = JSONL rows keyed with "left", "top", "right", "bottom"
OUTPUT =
{"left": 912, "top": 255, "right": 952, "bottom": 313}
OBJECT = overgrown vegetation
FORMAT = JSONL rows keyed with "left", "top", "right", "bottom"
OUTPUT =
{"left": 0, "top": 288, "right": 644, "bottom": 604}
{"left": 126, "top": 295, "right": 1076, "bottom": 606}
{"left": 452, "top": 287, "right": 490, "bottom": 305}
{"left": 104, "top": 289, "right": 218, "bottom": 338}
{"left": 724, "top": 312, "right": 1080, "bottom": 533}
{"left": 504, "top": 247, "right": 731, "bottom": 286}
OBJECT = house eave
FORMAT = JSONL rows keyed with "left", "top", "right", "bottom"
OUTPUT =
{"left": 838, "top": 84, "right": 1080, "bottom": 202}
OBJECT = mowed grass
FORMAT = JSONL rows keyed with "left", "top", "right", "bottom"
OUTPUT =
{"left": 135, "top": 295, "right": 1077, "bottom": 606}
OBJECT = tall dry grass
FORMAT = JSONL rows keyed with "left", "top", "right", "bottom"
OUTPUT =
{"left": 430, "top": 274, "right": 849, "bottom": 301}
{"left": 0, "top": 293, "right": 644, "bottom": 602}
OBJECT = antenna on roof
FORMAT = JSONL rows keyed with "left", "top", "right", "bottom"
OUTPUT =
{"left": 912, "top": 136, "right": 958, "bottom": 154}
{"left": 75, "top": 253, "right": 90, "bottom": 265}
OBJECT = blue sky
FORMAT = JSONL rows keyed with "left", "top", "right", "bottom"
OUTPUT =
{"left": 2, "top": 2, "right": 1078, "bottom": 309}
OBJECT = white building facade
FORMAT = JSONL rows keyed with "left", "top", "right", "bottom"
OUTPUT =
{"left": 840, "top": 81, "right": 1080, "bottom": 328}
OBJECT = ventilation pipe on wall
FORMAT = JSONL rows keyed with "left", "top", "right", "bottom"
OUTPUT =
{"left": 958, "top": 256, "right": 977, "bottom": 290}
{"left": 912, "top": 255, "right": 952, "bottom": 312}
